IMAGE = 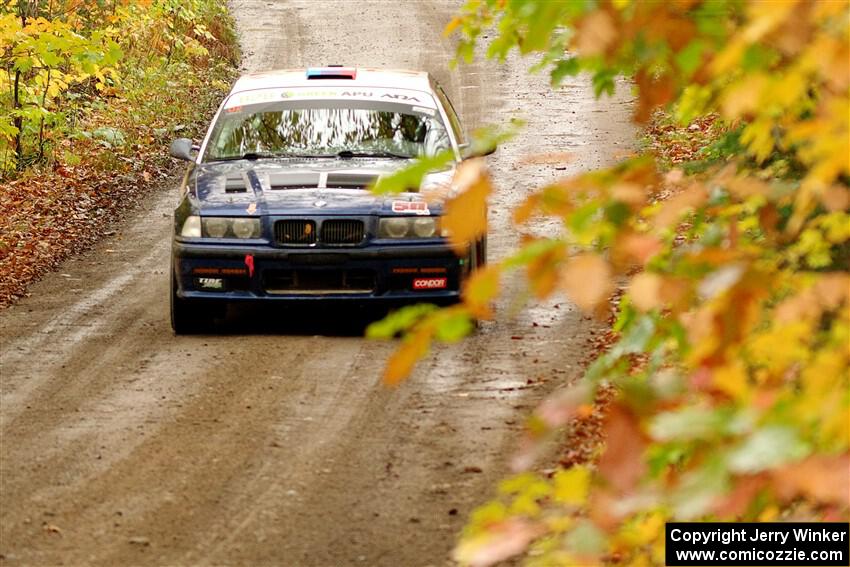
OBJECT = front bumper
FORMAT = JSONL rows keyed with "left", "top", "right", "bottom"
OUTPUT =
{"left": 173, "top": 240, "right": 467, "bottom": 304}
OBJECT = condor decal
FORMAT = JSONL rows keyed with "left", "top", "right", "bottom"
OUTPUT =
{"left": 413, "top": 277, "right": 447, "bottom": 290}
{"left": 391, "top": 201, "right": 430, "bottom": 215}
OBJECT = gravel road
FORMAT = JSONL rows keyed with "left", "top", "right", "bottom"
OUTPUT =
{"left": 0, "top": 1, "right": 633, "bottom": 565}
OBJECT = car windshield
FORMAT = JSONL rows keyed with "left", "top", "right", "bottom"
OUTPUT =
{"left": 204, "top": 100, "right": 451, "bottom": 161}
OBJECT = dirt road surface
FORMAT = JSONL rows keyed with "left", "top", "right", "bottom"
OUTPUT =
{"left": 0, "top": 1, "right": 634, "bottom": 565}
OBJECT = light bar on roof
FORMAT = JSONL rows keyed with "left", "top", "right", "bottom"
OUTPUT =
{"left": 306, "top": 67, "right": 357, "bottom": 79}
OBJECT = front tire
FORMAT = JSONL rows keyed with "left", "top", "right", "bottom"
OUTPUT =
{"left": 171, "top": 272, "right": 214, "bottom": 334}
{"left": 477, "top": 236, "right": 487, "bottom": 267}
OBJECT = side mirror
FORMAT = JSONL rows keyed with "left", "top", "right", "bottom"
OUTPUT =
{"left": 170, "top": 138, "right": 196, "bottom": 161}
{"left": 459, "top": 142, "right": 497, "bottom": 160}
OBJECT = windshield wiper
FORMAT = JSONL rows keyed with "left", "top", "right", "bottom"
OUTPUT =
{"left": 211, "top": 152, "right": 280, "bottom": 162}
{"left": 336, "top": 150, "right": 412, "bottom": 159}
{"left": 210, "top": 150, "right": 413, "bottom": 162}
{"left": 211, "top": 152, "right": 333, "bottom": 162}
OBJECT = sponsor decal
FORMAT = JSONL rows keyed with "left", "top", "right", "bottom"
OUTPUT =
{"left": 381, "top": 93, "right": 420, "bottom": 102}
{"left": 391, "top": 200, "right": 430, "bottom": 215}
{"left": 192, "top": 267, "right": 248, "bottom": 276}
{"left": 197, "top": 278, "right": 224, "bottom": 290}
{"left": 391, "top": 267, "right": 448, "bottom": 275}
{"left": 413, "top": 277, "right": 447, "bottom": 290}
{"left": 223, "top": 88, "right": 436, "bottom": 109}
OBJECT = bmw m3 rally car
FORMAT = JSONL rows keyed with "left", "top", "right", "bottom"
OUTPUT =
{"left": 168, "top": 66, "right": 489, "bottom": 333}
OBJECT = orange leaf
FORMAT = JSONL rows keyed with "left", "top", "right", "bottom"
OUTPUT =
{"left": 576, "top": 9, "right": 617, "bottom": 57}
{"left": 513, "top": 194, "right": 540, "bottom": 225}
{"left": 383, "top": 326, "right": 433, "bottom": 386}
{"left": 597, "top": 404, "right": 648, "bottom": 494}
{"left": 444, "top": 159, "right": 491, "bottom": 254}
{"left": 527, "top": 242, "right": 567, "bottom": 299}
{"left": 561, "top": 254, "right": 613, "bottom": 313}
{"left": 629, "top": 272, "right": 663, "bottom": 312}
{"left": 772, "top": 454, "right": 850, "bottom": 505}
{"left": 653, "top": 183, "right": 709, "bottom": 229}
{"left": 517, "top": 152, "right": 574, "bottom": 166}
{"left": 613, "top": 233, "right": 663, "bottom": 267}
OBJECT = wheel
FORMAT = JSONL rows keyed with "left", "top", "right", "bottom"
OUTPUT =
{"left": 171, "top": 272, "right": 214, "bottom": 334}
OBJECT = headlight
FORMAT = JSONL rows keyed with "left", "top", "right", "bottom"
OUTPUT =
{"left": 205, "top": 217, "right": 228, "bottom": 238}
{"left": 180, "top": 215, "right": 201, "bottom": 237}
{"left": 232, "top": 218, "right": 257, "bottom": 239}
{"left": 412, "top": 217, "right": 436, "bottom": 237}
{"left": 180, "top": 217, "right": 261, "bottom": 239}
{"left": 378, "top": 217, "right": 442, "bottom": 239}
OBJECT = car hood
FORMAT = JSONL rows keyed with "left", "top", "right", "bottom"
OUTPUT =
{"left": 188, "top": 158, "right": 453, "bottom": 216}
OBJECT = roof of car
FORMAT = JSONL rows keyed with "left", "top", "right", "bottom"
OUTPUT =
{"left": 231, "top": 67, "right": 434, "bottom": 94}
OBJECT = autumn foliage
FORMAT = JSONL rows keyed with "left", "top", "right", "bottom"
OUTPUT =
{"left": 0, "top": 0, "right": 237, "bottom": 305}
{"left": 375, "top": 1, "right": 850, "bottom": 565}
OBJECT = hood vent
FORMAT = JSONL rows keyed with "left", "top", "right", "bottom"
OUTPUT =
{"left": 267, "top": 172, "right": 322, "bottom": 190}
{"left": 326, "top": 173, "right": 378, "bottom": 189}
{"left": 224, "top": 175, "right": 249, "bottom": 193}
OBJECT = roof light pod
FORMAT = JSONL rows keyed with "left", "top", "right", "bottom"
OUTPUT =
{"left": 306, "top": 66, "right": 357, "bottom": 80}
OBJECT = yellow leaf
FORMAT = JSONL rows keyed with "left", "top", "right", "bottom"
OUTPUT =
{"left": 741, "top": 118, "right": 775, "bottom": 163}
{"left": 712, "top": 360, "right": 750, "bottom": 401}
{"left": 444, "top": 16, "right": 462, "bottom": 37}
{"left": 553, "top": 466, "right": 590, "bottom": 506}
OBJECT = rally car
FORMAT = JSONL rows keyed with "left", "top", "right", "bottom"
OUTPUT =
{"left": 168, "top": 66, "right": 489, "bottom": 333}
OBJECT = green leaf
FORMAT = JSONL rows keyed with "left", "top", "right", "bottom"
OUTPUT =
{"left": 726, "top": 426, "right": 810, "bottom": 473}
{"left": 591, "top": 69, "right": 617, "bottom": 98}
{"left": 650, "top": 405, "right": 751, "bottom": 442}
{"left": 550, "top": 57, "right": 581, "bottom": 87}
{"left": 434, "top": 310, "right": 474, "bottom": 342}
{"left": 675, "top": 40, "right": 705, "bottom": 78}
{"left": 370, "top": 150, "right": 454, "bottom": 195}
{"left": 92, "top": 126, "right": 126, "bottom": 147}
{"left": 365, "top": 303, "right": 438, "bottom": 339}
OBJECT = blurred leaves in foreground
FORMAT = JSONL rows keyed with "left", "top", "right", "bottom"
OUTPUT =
{"left": 377, "top": 1, "right": 849, "bottom": 565}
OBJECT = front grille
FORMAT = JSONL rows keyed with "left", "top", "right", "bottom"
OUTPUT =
{"left": 275, "top": 220, "right": 316, "bottom": 245}
{"left": 321, "top": 219, "right": 364, "bottom": 245}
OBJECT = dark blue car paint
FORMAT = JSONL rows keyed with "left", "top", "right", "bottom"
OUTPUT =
{"left": 172, "top": 158, "right": 468, "bottom": 305}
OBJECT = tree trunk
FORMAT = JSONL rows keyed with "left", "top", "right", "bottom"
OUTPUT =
{"left": 13, "top": 69, "right": 22, "bottom": 170}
